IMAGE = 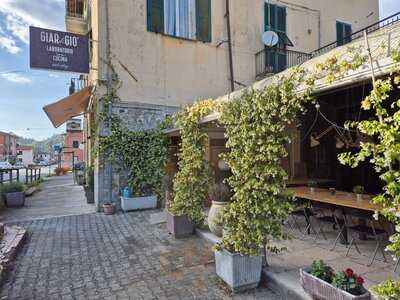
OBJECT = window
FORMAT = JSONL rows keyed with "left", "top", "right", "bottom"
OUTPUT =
{"left": 264, "top": 3, "right": 287, "bottom": 73}
{"left": 147, "top": 0, "right": 211, "bottom": 42}
{"left": 336, "top": 21, "right": 352, "bottom": 46}
{"left": 72, "top": 141, "right": 80, "bottom": 149}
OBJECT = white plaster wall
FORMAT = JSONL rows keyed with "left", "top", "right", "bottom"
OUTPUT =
{"left": 89, "top": 0, "right": 379, "bottom": 107}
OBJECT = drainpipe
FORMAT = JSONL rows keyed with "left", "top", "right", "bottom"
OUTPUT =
{"left": 226, "top": 0, "right": 235, "bottom": 92}
{"left": 105, "top": 0, "right": 113, "bottom": 204}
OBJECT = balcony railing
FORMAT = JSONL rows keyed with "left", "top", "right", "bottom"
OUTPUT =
{"left": 69, "top": 76, "right": 88, "bottom": 95}
{"left": 66, "top": 0, "right": 85, "bottom": 18}
{"left": 255, "top": 11, "right": 400, "bottom": 78}
{"left": 311, "top": 12, "right": 400, "bottom": 57}
{"left": 255, "top": 48, "right": 311, "bottom": 78}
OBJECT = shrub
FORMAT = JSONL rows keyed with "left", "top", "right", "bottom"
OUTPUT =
{"left": 310, "top": 260, "right": 334, "bottom": 283}
{"left": 0, "top": 182, "right": 25, "bottom": 194}
{"left": 372, "top": 279, "right": 400, "bottom": 300}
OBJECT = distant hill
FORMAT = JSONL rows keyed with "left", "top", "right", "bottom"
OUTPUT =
{"left": 18, "top": 134, "right": 65, "bottom": 155}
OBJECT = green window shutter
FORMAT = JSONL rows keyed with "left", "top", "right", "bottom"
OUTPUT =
{"left": 196, "top": 0, "right": 211, "bottom": 42}
{"left": 265, "top": 3, "right": 276, "bottom": 31}
{"left": 276, "top": 6, "right": 286, "bottom": 32}
{"left": 336, "top": 21, "right": 344, "bottom": 45}
{"left": 344, "top": 23, "right": 352, "bottom": 43}
{"left": 147, "top": 0, "right": 164, "bottom": 33}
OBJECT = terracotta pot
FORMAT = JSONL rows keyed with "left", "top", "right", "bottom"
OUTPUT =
{"left": 103, "top": 203, "right": 115, "bottom": 215}
{"left": 166, "top": 210, "right": 194, "bottom": 238}
{"left": 208, "top": 201, "right": 228, "bottom": 237}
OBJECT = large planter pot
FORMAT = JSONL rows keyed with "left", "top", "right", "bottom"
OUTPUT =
{"left": 84, "top": 186, "right": 94, "bottom": 204}
{"left": 166, "top": 210, "right": 194, "bottom": 238}
{"left": 121, "top": 196, "right": 157, "bottom": 212}
{"left": 208, "top": 201, "right": 228, "bottom": 237}
{"left": 300, "top": 268, "right": 371, "bottom": 300}
{"left": 103, "top": 203, "right": 116, "bottom": 215}
{"left": 5, "top": 192, "right": 25, "bottom": 208}
{"left": 215, "top": 249, "right": 262, "bottom": 292}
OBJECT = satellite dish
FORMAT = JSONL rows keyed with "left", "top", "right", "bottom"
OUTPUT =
{"left": 262, "top": 31, "right": 279, "bottom": 47}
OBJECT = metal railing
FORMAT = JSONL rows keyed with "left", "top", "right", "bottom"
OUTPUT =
{"left": 255, "top": 48, "right": 311, "bottom": 78}
{"left": 69, "top": 76, "right": 89, "bottom": 94}
{"left": 311, "top": 12, "right": 400, "bottom": 57}
{"left": 255, "top": 12, "right": 400, "bottom": 78}
{"left": 0, "top": 167, "right": 41, "bottom": 185}
{"left": 66, "top": 0, "right": 85, "bottom": 18}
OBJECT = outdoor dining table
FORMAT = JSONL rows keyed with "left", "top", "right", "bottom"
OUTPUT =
{"left": 289, "top": 186, "right": 382, "bottom": 244}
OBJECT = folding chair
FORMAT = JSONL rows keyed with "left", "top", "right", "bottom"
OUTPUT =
{"left": 345, "top": 210, "right": 387, "bottom": 266}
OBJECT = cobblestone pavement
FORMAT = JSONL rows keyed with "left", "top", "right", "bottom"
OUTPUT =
{"left": 0, "top": 211, "right": 279, "bottom": 300}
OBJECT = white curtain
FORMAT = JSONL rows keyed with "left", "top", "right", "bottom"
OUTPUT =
{"left": 165, "top": 0, "right": 176, "bottom": 35}
{"left": 164, "top": 0, "right": 196, "bottom": 39}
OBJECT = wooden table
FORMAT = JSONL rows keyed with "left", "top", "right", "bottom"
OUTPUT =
{"left": 289, "top": 186, "right": 380, "bottom": 211}
{"left": 289, "top": 186, "right": 381, "bottom": 243}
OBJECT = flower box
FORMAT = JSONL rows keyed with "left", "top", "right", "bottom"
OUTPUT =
{"left": 215, "top": 249, "right": 262, "bottom": 292}
{"left": 300, "top": 268, "right": 371, "bottom": 300}
{"left": 166, "top": 210, "right": 194, "bottom": 238}
{"left": 120, "top": 196, "right": 157, "bottom": 212}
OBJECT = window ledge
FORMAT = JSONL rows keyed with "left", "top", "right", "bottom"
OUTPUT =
{"left": 149, "top": 30, "right": 210, "bottom": 43}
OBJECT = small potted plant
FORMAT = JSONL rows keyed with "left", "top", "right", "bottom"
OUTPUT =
{"left": 0, "top": 182, "right": 26, "bottom": 207}
{"left": 353, "top": 186, "right": 365, "bottom": 201}
{"left": 300, "top": 261, "right": 370, "bottom": 300}
{"left": 103, "top": 202, "right": 116, "bottom": 215}
{"left": 207, "top": 183, "right": 231, "bottom": 237}
{"left": 308, "top": 180, "right": 318, "bottom": 192}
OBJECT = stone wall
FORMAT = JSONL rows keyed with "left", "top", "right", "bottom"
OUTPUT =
{"left": 94, "top": 101, "right": 179, "bottom": 211}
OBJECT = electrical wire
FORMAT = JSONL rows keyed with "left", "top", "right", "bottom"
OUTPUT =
{"left": 300, "top": 108, "right": 319, "bottom": 143}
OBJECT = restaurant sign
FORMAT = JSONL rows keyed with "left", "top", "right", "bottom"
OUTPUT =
{"left": 29, "top": 26, "right": 89, "bottom": 74}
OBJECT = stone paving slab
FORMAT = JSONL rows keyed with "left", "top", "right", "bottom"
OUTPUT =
{"left": 0, "top": 211, "right": 278, "bottom": 299}
{"left": 0, "top": 174, "right": 94, "bottom": 223}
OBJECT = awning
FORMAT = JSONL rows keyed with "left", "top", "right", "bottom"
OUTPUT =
{"left": 43, "top": 86, "right": 92, "bottom": 128}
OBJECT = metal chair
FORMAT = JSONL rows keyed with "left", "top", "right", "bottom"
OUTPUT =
{"left": 288, "top": 197, "right": 318, "bottom": 237}
{"left": 344, "top": 210, "right": 387, "bottom": 266}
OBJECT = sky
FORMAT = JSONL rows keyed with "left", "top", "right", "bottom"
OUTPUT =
{"left": 0, "top": 0, "right": 400, "bottom": 141}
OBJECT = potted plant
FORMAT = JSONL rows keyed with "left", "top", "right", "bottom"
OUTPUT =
{"left": 103, "top": 202, "right": 116, "bottom": 215}
{"left": 84, "top": 166, "right": 94, "bottom": 204}
{"left": 207, "top": 183, "right": 231, "bottom": 237}
{"left": 0, "top": 182, "right": 26, "bottom": 207}
{"left": 120, "top": 184, "right": 158, "bottom": 212}
{"left": 308, "top": 180, "right": 318, "bottom": 192}
{"left": 300, "top": 260, "right": 370, "bottom": 300}
{"left": 353, "top": 186, "right": 365, "bottom": 201}
{"left": 162, "top": 174, "right": 174, "bottom": 209}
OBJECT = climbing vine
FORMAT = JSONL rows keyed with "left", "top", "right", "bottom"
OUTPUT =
{"left": 216, "top": 68, "right": 314, "bottom": 255}
{"left": 338, "top": 49, "right": 400, "bottom": 297}
{"left": 169, "top": 99, "right": 216, "bottom": 225}
{"left": 98, "top": 117, "right": 170, "bottom": 197}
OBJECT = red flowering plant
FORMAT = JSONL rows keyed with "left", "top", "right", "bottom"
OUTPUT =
{"left": 333, "top": 267, "right": 365, "bottom": 295}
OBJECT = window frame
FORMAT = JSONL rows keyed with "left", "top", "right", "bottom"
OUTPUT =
{"left": 147, "top": 0, "right": 211, "bottom": 43}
